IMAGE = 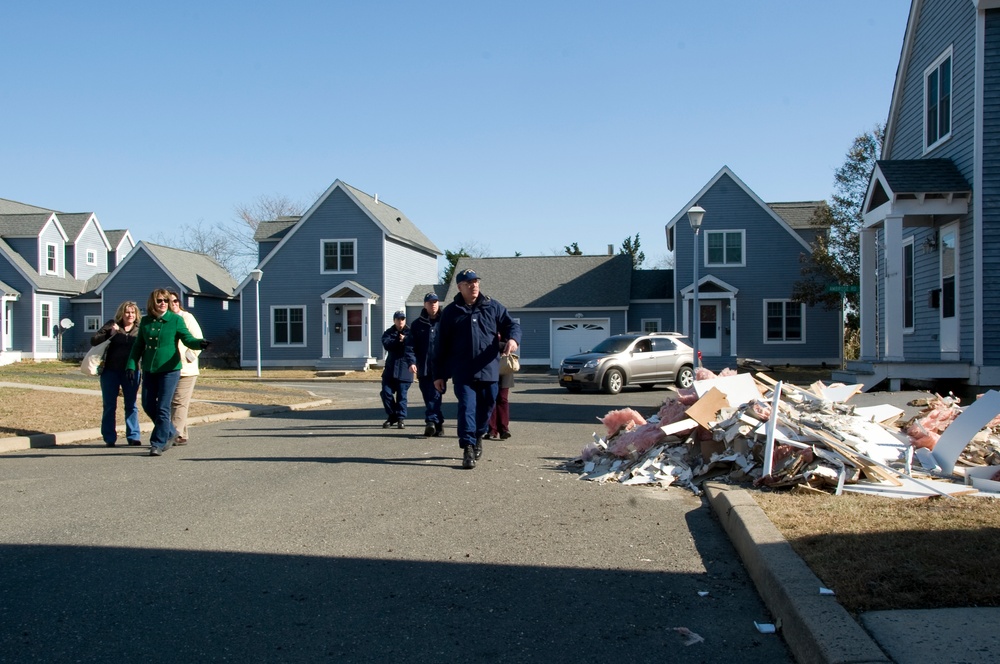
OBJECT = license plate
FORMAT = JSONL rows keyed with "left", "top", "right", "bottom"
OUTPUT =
{"left": 561, "top": 376, "right": 573, "bottom": 382}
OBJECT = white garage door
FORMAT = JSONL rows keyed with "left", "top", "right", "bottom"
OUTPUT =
{"left": 551, "top": 319, "right": 610, "bottom": 368}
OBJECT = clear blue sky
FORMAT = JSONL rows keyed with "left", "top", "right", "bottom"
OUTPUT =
{"left": 2, "top": 1, "right": 911, "bottom": 270}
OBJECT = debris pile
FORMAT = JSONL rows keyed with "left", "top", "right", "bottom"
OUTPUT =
{"left": 569, "top": 369, "right": 1000, "bottom": 499}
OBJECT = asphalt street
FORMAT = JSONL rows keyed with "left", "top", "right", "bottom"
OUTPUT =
{"left": 0, "top": 375, "right": 792, "bottom": 663}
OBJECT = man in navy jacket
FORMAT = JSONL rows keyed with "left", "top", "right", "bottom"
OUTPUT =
{"left": 433, "top": 269, "right": 521, "bottom": 469}
{"left": 381, "top": 311, "right": 417, "bottom": 429}
{"left": 410, "top": 292, "right": 444, "bottom": 437}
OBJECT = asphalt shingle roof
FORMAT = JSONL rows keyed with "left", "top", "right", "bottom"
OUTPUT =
{"left": 877, "top": 159, "right": 971, "bottom": 194}
{"left": 0, "top": 237, "right": 86, "bottom": 294}
{"left": 767, "top": 201, "right": 830, "bottom": 229}
{"left": 444, "top": 254, "right": 634, "bottom": 309}
{"left": 0, "top": 213, "right": 59, "bottom": 237}
{"left": 143, "top": 242, "right": 238, "bottom": 298}
{"left": 630, "top": 269, "right": 674, "bottom": 300}
{"left": 0, "top": 198, "right": 52, "bottom": 215}
{"left": 342, "top": 183, "right": 441, "bottom": 255}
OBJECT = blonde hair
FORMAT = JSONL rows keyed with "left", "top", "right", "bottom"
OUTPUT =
{"left": 115, "top": 301, "right": 140, "bottom": 327}
{"left": 146, "top": 288, "right": 171, "bottom": 317}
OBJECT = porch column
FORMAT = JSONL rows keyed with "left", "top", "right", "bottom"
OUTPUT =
{"left": 860, "top": 228, "right": 877, "bottom": 360}
{"left": 883, "top": 214, "right": 905, "bottom": 361}
{"left": 321, "top": 300, "right": 330, "bottom": 359}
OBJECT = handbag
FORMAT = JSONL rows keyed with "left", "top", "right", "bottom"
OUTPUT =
{"left": 499, "top": 353, "right": 520, "bottom": 376}
{"left": 81, "top": 339, "right": 111, "bottom": 376}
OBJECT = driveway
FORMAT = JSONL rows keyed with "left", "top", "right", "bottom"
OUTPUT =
{"left": 0, "top": 376, "right": 791, "bottom": 662}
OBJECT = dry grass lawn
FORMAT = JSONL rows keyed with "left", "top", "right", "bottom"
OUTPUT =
{"left": 754, "top": 491, "right": 1000, "bottom": 615}
{"left": 0, "top": 361, "right": 333, "bottom": 437}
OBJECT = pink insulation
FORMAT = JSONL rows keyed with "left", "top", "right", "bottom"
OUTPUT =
{"left": 599, "top": 408, "right": 647, "bottom": 437}
{"left": 608, "top": 421, "right": 667, "bottom": 458}
{"left": 906, "top": 420, "right": 940, "bottom": 450}
{"left": 656, "top": 398, "right": 690, "bottom": 425}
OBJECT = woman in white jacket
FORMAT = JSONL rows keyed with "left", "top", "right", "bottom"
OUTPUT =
{"left": 168, "top": 291, "right": 203, "bottom": 445}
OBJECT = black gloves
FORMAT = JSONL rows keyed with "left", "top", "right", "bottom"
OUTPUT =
{"left": 199, "top": 339, "right": 211, "bottom": 350}
{"left": 125, "top": 369, "right": 135, "bottom": 382}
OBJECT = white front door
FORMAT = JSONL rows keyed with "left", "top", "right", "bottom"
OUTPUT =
{"left": 343, "top": 305, "right": 366, "bottom": 358}
{"left": 699, "top": 302, "right": 722, "bottom": 356}
{"left": 939, "top": 223, "right": 958, "bottom": 355}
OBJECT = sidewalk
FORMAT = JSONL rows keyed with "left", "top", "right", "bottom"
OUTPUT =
{"left": 707, "top": 483, "right": 1000, "bottom": 664}
{"left": 0, "top": 380, "right": 331, "bottom": 454}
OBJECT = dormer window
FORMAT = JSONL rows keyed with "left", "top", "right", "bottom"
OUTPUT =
{"left": 86, "top": 249, "right": 97, "bottom": 265}
{"left": 924, "top": 47, "right": 952, "bottom": 152}
{"left": 45, "top": 243, "right": 58, "bottom": 274}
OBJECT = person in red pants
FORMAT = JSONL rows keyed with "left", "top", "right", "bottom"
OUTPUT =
{"left": 488, "top": 371, "right": 514, "bottom": 439}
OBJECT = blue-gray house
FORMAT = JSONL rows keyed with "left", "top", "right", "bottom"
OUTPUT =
{"left": 666, "top": 166, "right": 841, "bottom": 370}
{"left": 237, "top": 180, "right": 441, "bottom": 370}
{"left": 845, "top": 0, "right": 997, "bottom": 390}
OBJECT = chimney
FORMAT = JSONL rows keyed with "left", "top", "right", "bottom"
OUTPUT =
{"left": 607, "top": 244, "right": 614, "bottom": 256}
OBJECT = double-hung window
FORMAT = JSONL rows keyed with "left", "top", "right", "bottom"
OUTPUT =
{"left": 40, "top": 303, "right": 52, "bottom": 339}
{"left": 705, "top": 230, "right": 744, "bottom": 267}
{"left": 321, "top": 240, "right": 356, "bottom": 273}
{"left": 903, "top": 240, "right": 914, "bottom": 331}
{"left": 925, "top": 47, "right": 952, "bottom": 151}
{"left": 764, "top": 300, "right": 803, "bottom": 343}
{"left": 272, "top": 306, "right": 306, "bottom": 346}
{"left": 45, "top": 243, "right": 58, "bottom": 274}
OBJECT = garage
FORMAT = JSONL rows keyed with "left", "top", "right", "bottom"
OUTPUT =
{"left": 550, "top": 318, "right": 610, "bottom": 368}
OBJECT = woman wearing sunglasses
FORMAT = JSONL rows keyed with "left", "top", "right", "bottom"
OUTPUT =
{"left": 126, "top": 288, "right": 210, "bottom": 456}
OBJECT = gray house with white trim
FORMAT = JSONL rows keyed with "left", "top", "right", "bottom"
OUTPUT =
{"left": 237, "top": 180, "right": 441, "bottom": 370}
{"left": 666, "top": 166, "right": 842, "bottom": 370}
{"left": 841, "top": 0, "right": 1000, "bottom": 389}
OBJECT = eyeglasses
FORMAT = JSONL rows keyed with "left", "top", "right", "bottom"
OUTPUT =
{"left": 155, "top": 298, "right": 169, "bottom": 304}
{"left": 169, "top": 299, "right": 179, "bottom": 304}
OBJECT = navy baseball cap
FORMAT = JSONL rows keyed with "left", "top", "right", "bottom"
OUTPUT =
{"left": 424, "top": 292, "right": 439, "bottom": 302}
{"left": 455, "top": 269, "right": 479, "bottom": 284}
{"left": 393, "top": 310, "right": 406, "bottom": 319}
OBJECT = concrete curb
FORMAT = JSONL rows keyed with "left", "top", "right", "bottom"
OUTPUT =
{"left": 704, "top": 482, "right": 891, "bottom": 664}
{"left": 0, "top": 399, "right": 332, "bottom": 454}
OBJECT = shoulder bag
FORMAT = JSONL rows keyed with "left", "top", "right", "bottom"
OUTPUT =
{"left": 499, "top": 353, "right": 520, "bottom": 376}
{"left": 81, "top": 338, "right": 111, "bottom": 376}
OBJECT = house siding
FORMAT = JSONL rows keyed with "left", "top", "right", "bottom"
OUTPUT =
{"left": 73, "top": 223, "right": 108, "bottom": 281}
{"left": 984, "top": 8, "right": 1000, "bottom": 366}
{"left": 7, "top": 238, "right": 38, "bottom": 272}
{"left": 38, "top": 225, "right": 65, "bottom": 277}
{"left": 185, "top": 297, "right": 239, "bottom": 347}
{"left": 627, "top": 303, "right": 674, "bottom": 333}
{"left": 101, "top": 251, "right": 173, "bottom": 318}
{"left": 382, "top": 237, "right": 436, "bottom": 335}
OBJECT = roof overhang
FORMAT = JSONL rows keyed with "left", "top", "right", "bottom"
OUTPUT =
{"left": 862, "top": 160, "right": 971, "bottom": 228}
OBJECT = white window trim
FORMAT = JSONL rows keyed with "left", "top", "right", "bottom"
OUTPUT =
{"left": 85, "top": 316, "right": 101, "bottom": 332}
{"left": 640, "top": 318, "right": 661, "bottom": 333}
{"left": 320, "top": 239, "right": 358, "bottom": 275}
{"left": 903, "top": 237, "right": 915, "bottom": 334}
{"left": 762, "top": 299, "right": 806, "bottom": 344}
{"left": 270, "top": 305, "right": 308, "bottom": 347}
{"left": 704, "top": 229, "right": 746, "bottom": 267}
{"left": 40, "top": 302, "right": 53, "bottom": 339}
{"left": 86, "top": 249, "right": 97, "bottom": 265}
{"left": 923, "top": 45, "right": 953, "bottom": 154}
{"left": 44, "top": 243, "right": 58, "bottom": 275}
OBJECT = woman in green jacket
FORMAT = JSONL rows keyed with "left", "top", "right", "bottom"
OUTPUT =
{"left": 127, "top": 288, "right": 210, "bottom": 456}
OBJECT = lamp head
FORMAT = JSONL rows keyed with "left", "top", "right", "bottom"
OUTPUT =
{"left": 250, "top": 269, "right": 263, "bottom": 282}
{"left": 687, "top": 206, "right": 705, "bottom": 231}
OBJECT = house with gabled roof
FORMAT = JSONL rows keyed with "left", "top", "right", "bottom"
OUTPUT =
{"left": 665, "top": 166, "right": 841, "bottom": 370}
{"left": 838, "top": 0, "right": 998, "bottom": 390}
{"left": 237, "top": 180, "right": 441, "bottom": 371}
{"left": 94, "top": 241, "right": 239, "bottom": 347}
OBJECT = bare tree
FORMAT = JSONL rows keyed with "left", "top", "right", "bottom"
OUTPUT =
{"left": 226, "top": 194, "right": 307, "bottom": 278}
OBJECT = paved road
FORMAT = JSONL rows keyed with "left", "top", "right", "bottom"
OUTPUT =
{"left": 0, "top": 376, "right": 791, "bottom": 663}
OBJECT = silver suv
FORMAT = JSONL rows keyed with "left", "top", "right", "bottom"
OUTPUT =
{"left": 558, "top": 332, "right": 695, "bottom": 394}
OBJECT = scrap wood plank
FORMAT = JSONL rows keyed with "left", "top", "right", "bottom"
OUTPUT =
{"left": 800, "top": 424, "right": 903, "bottom": 486}
{"left": 754, "top": 372, "right": 823, "bottom": 401}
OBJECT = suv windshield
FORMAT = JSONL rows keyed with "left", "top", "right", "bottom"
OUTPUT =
{"left": 589, "top": 337, "right": 637, "bottom": 354}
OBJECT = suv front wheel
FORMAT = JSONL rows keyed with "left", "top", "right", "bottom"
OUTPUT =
{"left": 675, "top": 365, "right": 694, "bottom": 389}
{"left": 603, "top": 368, "right": 624, "bottom": 395}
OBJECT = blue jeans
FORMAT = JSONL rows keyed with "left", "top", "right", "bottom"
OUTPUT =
{"left": 417, "top": 375, "right": 443, "bottom": 425}
{"left": 380, "top": 377, "right": 412, "bottom": 422}
{"left": 453, "top": 381, "right": 498, "bottom": 448}
{"left": 99, "top": 368, "right": 141, "bottom": 444}
{"left": 141, "top": 370, "right": 180, "bottom": 448}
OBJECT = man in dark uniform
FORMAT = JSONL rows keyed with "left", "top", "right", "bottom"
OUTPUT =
{"left": 380, "top": 310, "right": 416, "bottom": 429}
{"left": 409, "top": 292, "right": 444, "bottom": 437}
{"left": 433, "top": 269, "right": 521, "bottom": 469}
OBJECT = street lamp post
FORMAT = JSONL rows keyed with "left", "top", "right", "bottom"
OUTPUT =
{"left": 687, "top": 206, "right": 705, "bottom": 372}
{"left": 250, "top": 269, "right": 263, "bottom": 378}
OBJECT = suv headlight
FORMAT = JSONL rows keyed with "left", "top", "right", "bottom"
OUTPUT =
{"left": 583, "top": 359, "right": 602, "bottom": 369}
